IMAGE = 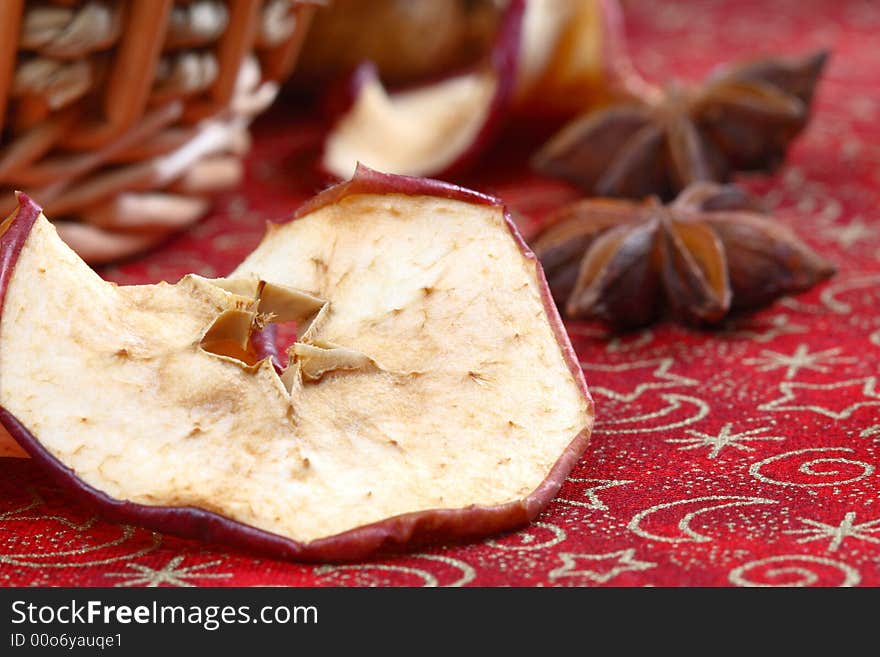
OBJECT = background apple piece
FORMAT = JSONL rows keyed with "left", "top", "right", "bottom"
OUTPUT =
{"left": 321, "top": 64, "right": 499, "bottom": 179}
{"left": 514, "top": 0, "right": 605, "bottom": 110}
{"left": 514, "top": 0, "right": 654, "bottom": 113}
{"left": 320, "top": 0, "right": 524, "bottom": 179}
{"left": 0, "top": 169, "right": 593, "bottom": 560}
{"left": 296, "top": 0, "right": 507, "bottom": 87}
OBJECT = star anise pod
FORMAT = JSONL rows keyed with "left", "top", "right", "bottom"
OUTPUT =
{"left": 532, "top": 50, "right": 829, "bottom": 201}
{"left": 532, "top": 182, "right": 835, "bottom": 329}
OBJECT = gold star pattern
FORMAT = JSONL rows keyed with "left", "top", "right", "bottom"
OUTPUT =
{"left": 860, "top": 425, "right": 880, "bottom": 440}
{"left": 743, "top": 344, "right": 855, "bottom": 379}
{"left": 666, "top": 423, "right": 786, "bottom": 459}
{"left": 579, "top": 358, "right": 697, "bottom": 402}
{"left": 549, "top": 549, "right": 656, "bottom": 584}
{"left": 759, "top": 377, "right": 880, "bottom": 419}
{"left": 104, "top": 556, "right": 232, "bottom": 587}
{"left": 784, "top": 512, "right": 880, "bottom": 551}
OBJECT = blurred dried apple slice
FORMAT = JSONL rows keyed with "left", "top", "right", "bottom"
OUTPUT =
{"left": 320, "top": 0, "right": 649, "bottom": 179}
{"left": 322, "top": 62, "right": 505, "bottom": 179}
{"left": 321, "top": 0, "right": 523, "bottom": 179}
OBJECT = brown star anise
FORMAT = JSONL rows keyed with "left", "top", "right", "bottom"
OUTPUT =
{"left": 532, "top": 51, "right": 828, "bottom": 201}
{"left": 532, "top": 182, "right": 835, "bottom": 329}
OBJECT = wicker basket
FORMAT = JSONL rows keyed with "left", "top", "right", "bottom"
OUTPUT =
{"left": 0, "top": 0, "right": 318, "bottom": 263}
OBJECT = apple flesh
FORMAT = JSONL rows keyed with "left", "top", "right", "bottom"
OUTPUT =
{"left": 0, "top": 169, "right": 593, "bottom": 560}
{"left": 322, "top": 62, "right": 505, "bottom": 179}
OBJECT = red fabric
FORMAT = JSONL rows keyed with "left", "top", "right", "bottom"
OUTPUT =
{"left": 2, "top": 0, "right": 879, "bottom": 587}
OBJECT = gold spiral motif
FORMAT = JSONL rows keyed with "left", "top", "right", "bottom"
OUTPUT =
{"left": 729, "top": 555, "right": 861, "bottom": 587}
{"left": 749, "top": 447, "right": 874, "bottom": 487}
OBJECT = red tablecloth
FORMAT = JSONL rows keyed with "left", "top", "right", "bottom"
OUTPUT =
{"left": 2, "top": 0, "right": 879, "bottom": 587}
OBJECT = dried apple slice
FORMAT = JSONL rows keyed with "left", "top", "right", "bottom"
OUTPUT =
{"left": 0, "top": 168, "right": 593, "bottom": 560}
{"left": 321, "top": 0, "right": 524, "bottom": 179}
{"left": 322, "top": 62, "right": 505, "bottom": 179}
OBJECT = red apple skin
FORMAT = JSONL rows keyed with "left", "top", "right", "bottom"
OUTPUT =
{"left": 318, "top": 0, "right": 525, "bottom": 181}
{"left": 252, "top": 323, "right": 284, "bottom": 373}
{"left": 0, "top": 194, "right": 42, "bottom": 310}
{"left": 0, "top": 175, "right": 593, "bottom": 562}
